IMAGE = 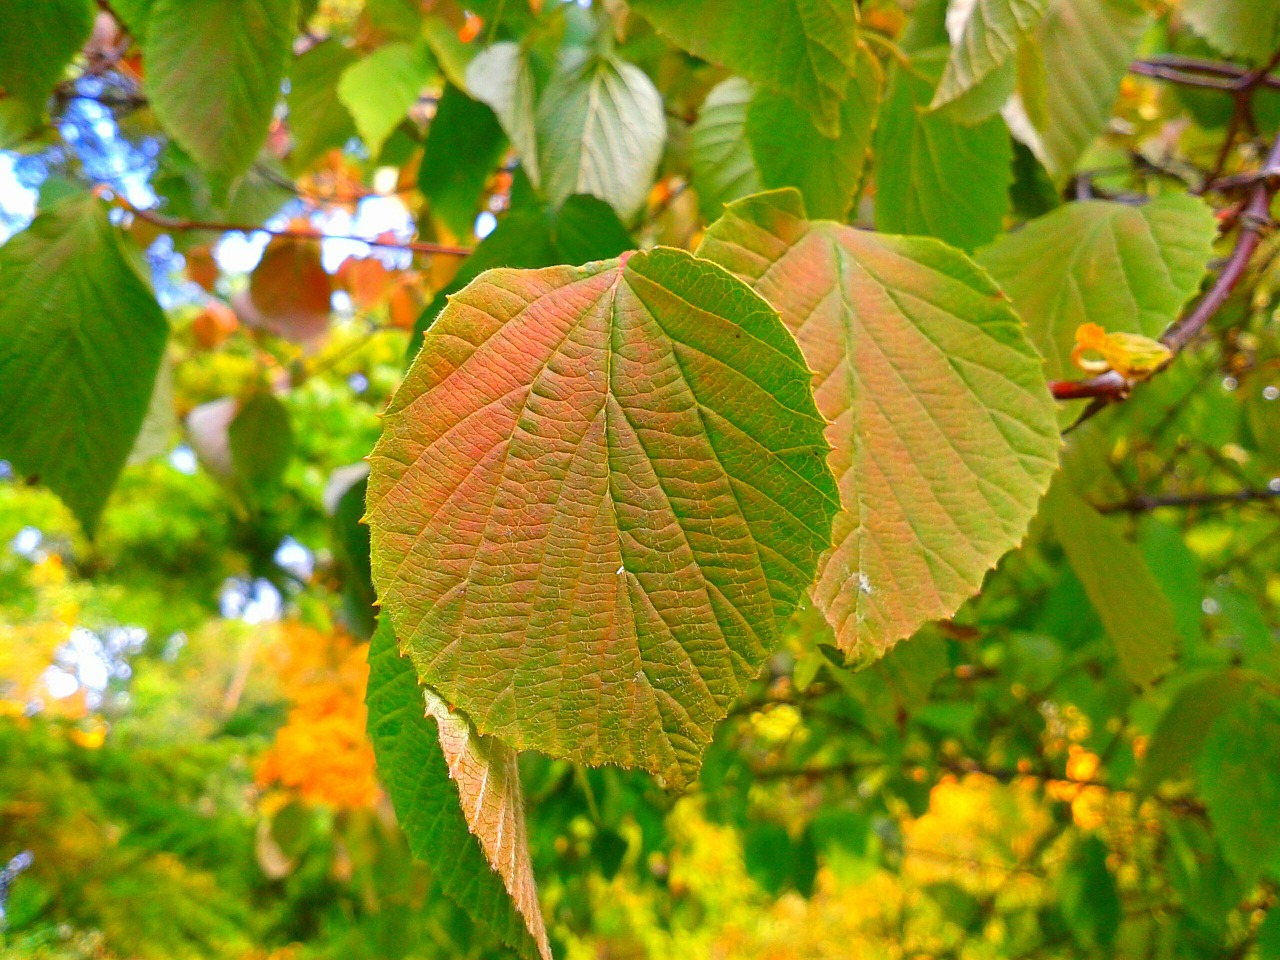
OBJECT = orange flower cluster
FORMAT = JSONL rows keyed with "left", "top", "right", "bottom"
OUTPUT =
{"left": 255, "top": 623, "right": 379, "bottom": 810}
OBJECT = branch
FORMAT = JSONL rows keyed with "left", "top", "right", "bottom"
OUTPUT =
{"left": 1097, "top": 487, "right": 1280, "bottom": 514}
{"left": 117, "top": 198, "right": 473, "bottom": 258}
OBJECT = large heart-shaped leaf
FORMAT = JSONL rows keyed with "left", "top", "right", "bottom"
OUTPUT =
{"left": 367, "top": 619, "right": 551, "bottom": 960}
{"left": 627, "top": 0, "right": 860, "bottom": 138}
{"left": 0, "top": 0, "right": 95, "bottom": 146}
{"left": 689, "top": 78, "right": 761, "bottom": 220}
{"left": 977, "top": 196, "right": 1217, "bottom": 382}
{"left": 0, "top": 194, "right": 169, "bottom": 535}
{"left": 368, "top": 247, "right": 838, "bottom": 787}
{"left": 931, "top": 0, "right": 1049, "bottom": 114}
{"left": 145, "top": 0, "right": 296, "bottom": 182}
{"left": 698, "top": 189, "right": 1059, "bottom": 660}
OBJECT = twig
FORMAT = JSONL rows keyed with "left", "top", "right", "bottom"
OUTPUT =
{"left": 1098, "top": 487, "right": 1280, "bottom": 514}
{"left": 115, "top": 197, "right": 472, "bottom": 258}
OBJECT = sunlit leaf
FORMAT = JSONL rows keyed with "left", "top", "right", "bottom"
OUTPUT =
{"left": 874, "top": 48, "right": 1012, "bottom": 252}
{"left": 0, "top": 194, "right": 168, "bottom": 535}
{"left": 537, "top": 50, "right": 666, "bottom": 221}
{"left": 367, "top": 619, "right": 551, "bottom": 959}
{"left": 627, "top": 0, "right": 861, "bottom": 137}
{"left": 1182, "top": 0, "right": 1280, "bottom": 64}
{"left": 287, "top": 39, "right": 358, "bottom": 174}
{"left": 0, "top": 0, "right": 95, "bottom": 146}
{"left": 338, "top": 41, "right": 437, "bottom": 158}
{"left": 369, "top": 248, "right": 838, "bottom": 787}
{"left": 145, "top": 0, "right": 296, "bottom": 182}
{"left": 978, "top": 196, "right": 1216, "bottom": 382}
{"left": 931, "top": 0, "right": 1049, "bottom": 116}
{"left": 697, "top": 188, "right": 1059, "bottom": 660}
{"left": 467, "top": 42, "right": 541, "bottom": 186}
{"left": 746, "top": 43, "right": 882, "bottom": 221}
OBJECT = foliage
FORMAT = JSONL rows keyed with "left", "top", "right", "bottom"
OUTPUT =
{"left": 3, "top": 1, "right": 1280, "bottom": 958}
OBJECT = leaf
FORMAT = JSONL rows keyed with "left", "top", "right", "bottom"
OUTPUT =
{"left": 287, "top": 39, "right": 359, "bottom": 174}
{"left": 409, "top": 195, "right": 634, "bottom": 357}
{"left": 874, "top": 48, "right": 1013, "bottom": 252}
{"left": 689, "top": 78, "right": 761, "bottom": 220}
{"left": 746, "top": 43, "right": 883, "bottom": 221}
{"left": 0, "top": 194, "right": 168, "bottom": 535}
{"left": 185, "top": 397, "right": 238, "bottom": 481}
{"left": 1140, "top": 671, "right": 1246, "bottom": 793}
{"left": 467, "top": 43, "right": 542, "bottom": 186}
{"left": 366, "top": 619, "right": 551, "bottom": 960}
{"left": 697, "top": 189, "right": 1059, "bottom": 660}
{"left": 338, "top": 41, "right": 437, "bottom": 158}
{"left": 627, "top": 0, "right": 860, "bottom": 137}
{"left": 1059, "top": 835, "right": 1120, "bottom": 949}
{"left": 1016, "top": 0, "right": 1151, "bottom": 177}
{"left": 1198, "top": 695, "right": 1280, "bottom": 883}
{"left": 537, "top": 50, "right": 666, "bottom": 221}
{"left": 242, "top": 234, "right": 334, "bottom": 346}
{"left": 368, "top": 247, "right": 839, "bottom": 788}
{"left": 0, "top": 0, "right": 96, "bottom": 146}
{"left": 1045, "top": 483, "right": 1177, "bottom": 685}
{"left": 145, "top": 0, "right": 296, "bottom": 182}
{"left": 328, "top": 465, "right": 377, "bottom": 638}
{"left": 229, "top": 391, "right": 293, "bottom": 496}
{"left": 931, "top": 0, "right": 1048, "bottom": 116}
{"left": 1182, "top": 0, "right": 1280, "bottom": 64}
{"left": 421, "top": 83, "right": 507, "bottom": 239}
{"left": 977, "top": 196, "right": 1217, "bottom": 382}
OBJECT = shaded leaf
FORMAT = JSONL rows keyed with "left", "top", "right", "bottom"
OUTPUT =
{"left": 0, "top": 0, "right": 96, "bottom": 146}
{"left": 368, "top": 247, "right": 839, "bottom": 787}
{"left": 1140, "top": 671, "right": 1245, "bottom": 793}
{"left": 229, "top": 391, "right": 293, "bottom": 496}
{"left": 145, "top": 0, "right": 295, "bottom": 182}
{"left": 537, "top": 50, "right": 666, "bottom": 221}
{"left": 1198, "top": 695, "right": 1280, "bottom": 883}
{"left": 746, "top": 43, "right": 882, "bottom": 221}
{"left": 1059, "top": 835, "right": 1120, "bottom": 949}
{"left": 0, "top": 194, "right": 168, "bottom": 535}
{"left": 287, "top": 39, "right": 358, "bottom": 174}
{"left": 932, "top": 0, "right": 1049, "bottom": 116}
{"left": 338, "top": 41, "right": 437, "bottom": 158}
{"left": 698, "top": 189, "right": 1059, "bottom": 660}
{"left": 627, "top": 0, "right": 860, "bottom": 137}
{"left": 421, "top": 83, "right": 507, "bottom": 239}
{"left": 366, "top": 619, "right": 551, "bottom": 960}
{"left": 978, "top": 196, "right": 1216, "bottom": 382}
{"left": 874, "top": 48, "right": 1012, "bottom": 252}
{"left": 1046, "top": 483, "right": 1178, "bottom": 685}
{"left": 689, "top": 78, "right": 761, "bottom": 220}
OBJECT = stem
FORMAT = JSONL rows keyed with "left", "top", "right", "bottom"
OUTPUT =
{"left": 120, "top": 200, "right": 473, "bottom": 258}
{"left": 1098, "top": 487, "right": 1280, "bottom": 514}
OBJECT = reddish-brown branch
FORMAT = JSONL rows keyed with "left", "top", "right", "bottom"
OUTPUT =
{"left": 118, "top": 199, "right": 473, "bottom": 258}
{"left": 1098, "top": 487, "right": 1280, "bottom": 514}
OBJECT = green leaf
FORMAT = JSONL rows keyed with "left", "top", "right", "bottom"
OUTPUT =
{"left": 110, "top": 0, "right": 153, "bottom": 38}
{"left": 145, "top": 0, "right": 296, "bottom": 182}
{"left": 537, "top": 50, "right": 666, "bottom": 221}
{"left": 1059, "top": 835, "right": 1120, "bottom": 949}
{"left": 1014, "top": 0, "right": 1151, "bottom": 177}
{"left": 363, "top": 0, "right": 422, "bottom": 42}
{"left": 0, "top": 0, "right": 95, "bottom": 146}
{"left": 0, "top": 195, "right": 168, "bottom": 535}
{"left": 338, "top": 41, "right": 437, "bottom": 158}
{"left": 1045, "top": 483, "right": 1178, "bottom": 685}
{"left": 421, "top": 84, "right": 507, "bottom": 239}
{"left": 874, "top": 48, "right": 1013, "bottom": 252}
{"left": 328, "top": 465, "right": 377, "bottom": 638}
{"left": 1258, "top": 907, "right": 1280, "bottom": 960}
{"left": 228, "top": 390, "right": 293, "bottom": 497}
{"left": 1140, "top": 671, "right": 1246, "bottom": 793}
{"left": 366, "top": 618, "right": 551, "bottom": 960}
{"left": 698, "top": 189, "right": 1059, "bottom": 660}
{"left": 689, "top": 78, "right": 761, "bottom": 220}
{"left": 1198, "top": 694, "right": 1280, "bottom": 883}
{"left": 1182, "top": 0, "right": 1280, "bottom": 63}
{"left": 467, "top": 42, "right": 542, "bottom": 186}
{"left": 368, "top": 247, "right": 839, "bottom": 788}
{"left": 978, "top": 196, "right": 1217, "bottom": 382}
{"left": 931, "top": 0, "right": 1049, "bottom": 116}
{"left": 286, "top": 39, "right": 358, "bottom": 174}
{"left": 746, "top": 43, "right": 883, "bottom": 221}
{"left": 408, "top": 194, "right": 634, "bottom": 357}
{"left": 627, "top": 0, "right": 860, "bottom": 138}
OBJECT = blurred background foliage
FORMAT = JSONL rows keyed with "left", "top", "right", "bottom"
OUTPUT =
{"left": 3, "top": 0, "right": 1280, "bottom": 958}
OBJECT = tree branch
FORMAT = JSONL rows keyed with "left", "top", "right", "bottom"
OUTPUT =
{"left": 1097, "top": 487, "right": 1280, "bottom": 514}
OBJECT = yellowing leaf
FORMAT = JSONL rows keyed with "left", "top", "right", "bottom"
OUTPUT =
{"left": 698, "top": 188, "right": 1059, "bottom": 660}
{"left": 1071, "top": 322, "right": 1171, "bottom": 380}
{"left": 367, "top": 248, "right": 838, "bottom": 788}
